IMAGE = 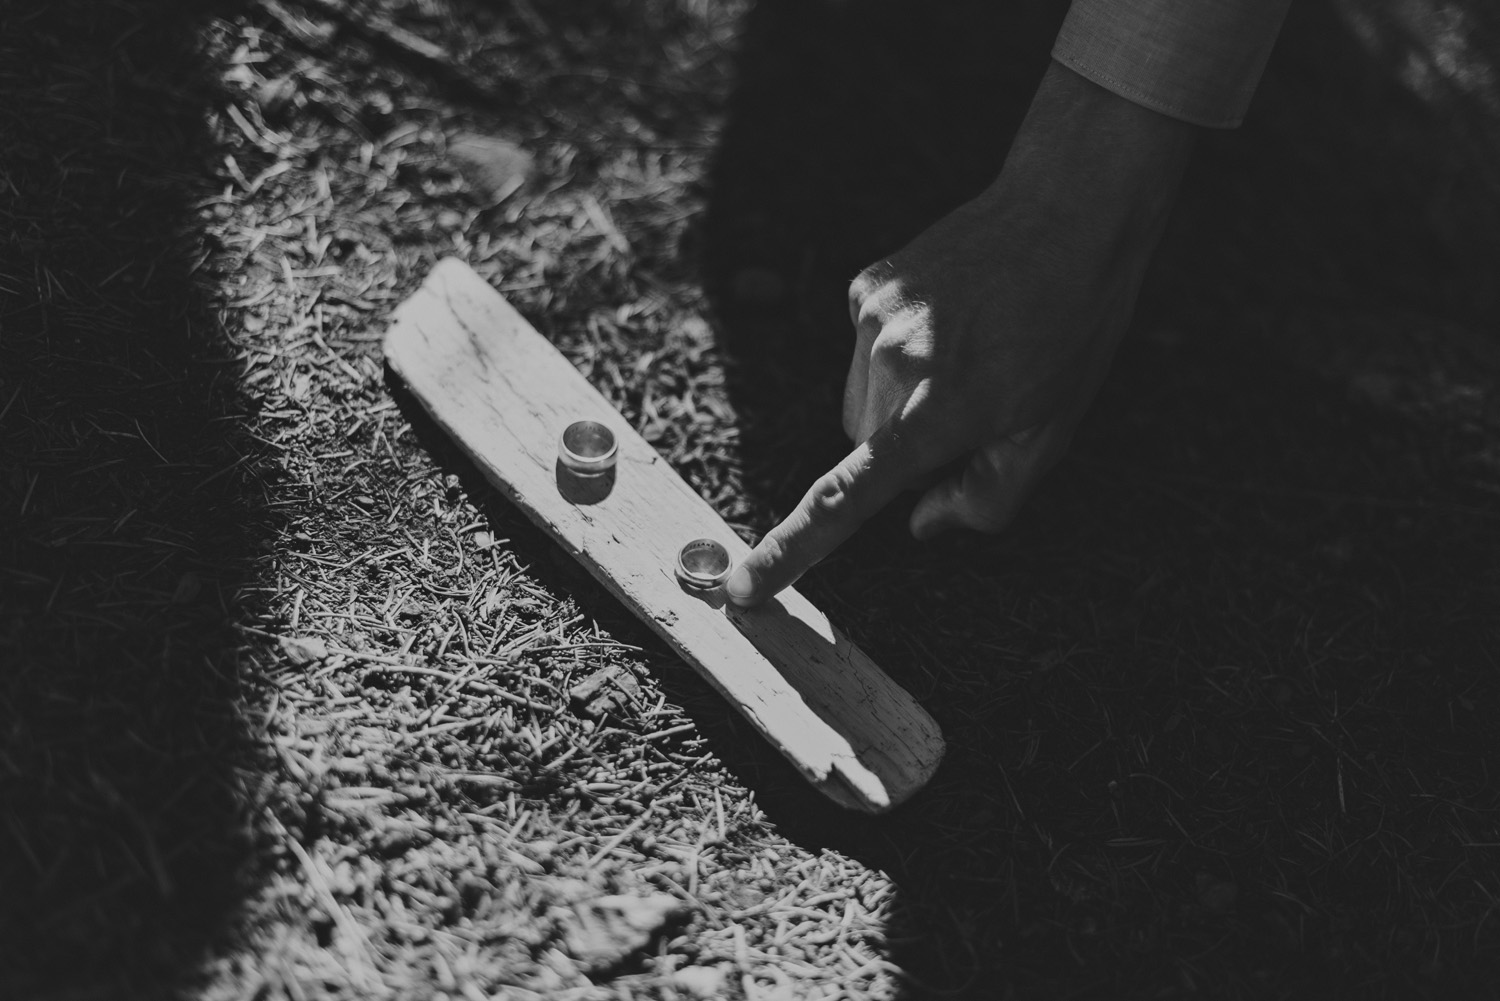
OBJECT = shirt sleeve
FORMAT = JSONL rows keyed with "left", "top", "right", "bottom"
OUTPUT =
{"left": 1051, "top": 0, "right": 1293, "bottom": 128}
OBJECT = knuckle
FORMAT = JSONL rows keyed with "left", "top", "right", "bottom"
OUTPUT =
{"left": 847, "top": 272, "right": 878, "bottom": 322}
{"left": 847, "top": 275, "right": 869, "bottom": 312}
{"left": 869, "top": 330, "right": 926, "bottom": 380}
{"left": 806, "top": 470, "right": 852, "bottom": 523}
{"left": 869, "top": 330, "right": 906, "bottom": 362}
{"left": 754, "top": 530, "right": 789, "bottom": 571}
{"left": 849, "top": 263, "right": 906, "bottom": 326}
{"left": 849, "top": 260, "right": 892, "bottom": 301}
{"left": 854, "top": 292, "right": 889, "bottom": 331}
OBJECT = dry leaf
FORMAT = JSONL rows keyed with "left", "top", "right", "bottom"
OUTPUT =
{"left": 568, "top": 665, "right": 641, "bottom": 718}
{"left": 447, "top": 133, "right": 535, "bottom": 205}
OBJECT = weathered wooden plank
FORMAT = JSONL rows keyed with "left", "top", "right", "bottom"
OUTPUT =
{"left": 383, "top": 258, "right": 944, "bottom": 812}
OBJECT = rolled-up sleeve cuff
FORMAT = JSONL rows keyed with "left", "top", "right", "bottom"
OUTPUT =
{"left": 1052, "top": 0, "right": 1293, "bottom": 128}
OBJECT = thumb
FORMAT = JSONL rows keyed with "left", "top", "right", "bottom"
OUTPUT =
{"left": 908, "top": 423, "right": 1071, "bottom": 540}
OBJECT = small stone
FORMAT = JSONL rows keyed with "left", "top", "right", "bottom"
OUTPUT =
{"left": 556, "top": 892, "right": 685, "bottom": 973}
{"left": 671, "top": 965, "right": 728, "bottom": 999}
{"left": 568, "top": 665, "right": 641, "bottom": 718}
{"left": 279, "top": 635, "right": 329, "bottom": 665}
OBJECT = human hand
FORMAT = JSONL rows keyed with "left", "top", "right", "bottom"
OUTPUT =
{"left": 726, "top": 61, "right": 1195, "bottom": 607}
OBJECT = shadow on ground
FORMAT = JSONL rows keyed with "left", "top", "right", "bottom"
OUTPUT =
{"left": 0, "top": 1, "right": 266, "bottom": 997}
{"left": 701, "top": 0, "right": 1500, "bottom": 996}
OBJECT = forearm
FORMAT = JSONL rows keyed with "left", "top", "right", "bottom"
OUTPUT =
{"left": 979, "top": 61, "right": 1195, "bottom": 276}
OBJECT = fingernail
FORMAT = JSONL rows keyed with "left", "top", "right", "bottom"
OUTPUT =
{"left": 726, "top": 565, "right": 754, "bottom": 604}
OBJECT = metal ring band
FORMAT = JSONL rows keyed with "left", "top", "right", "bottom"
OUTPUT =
{"left": 558, "top": 420, "right": 618, "bottom": 476}
{"left": 675, "top": 538, "right": 731, "bottom": 590}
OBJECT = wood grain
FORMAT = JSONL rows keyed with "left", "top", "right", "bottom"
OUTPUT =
{"left": 383, "top": 258, "right": 944, "bottom": 812}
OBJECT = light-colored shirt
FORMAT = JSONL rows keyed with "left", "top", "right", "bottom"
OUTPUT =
{"left": 1052, "top": 0, "right": 1294, "bottom": 128}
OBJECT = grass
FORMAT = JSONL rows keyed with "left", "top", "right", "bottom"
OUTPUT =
{"left": 2, "top": 0, "right": 1499, "bottom": 998}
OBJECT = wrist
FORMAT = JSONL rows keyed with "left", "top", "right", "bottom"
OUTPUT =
{"left": 984, "top": 60, "right": 1194, "bottom": 240}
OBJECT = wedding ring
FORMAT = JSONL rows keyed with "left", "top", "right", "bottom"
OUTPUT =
{"left": 675, "top": 538, "right": 731, "bottom": 590}
{"left": 558, "top": 420, "right": 618, "bottom": 476}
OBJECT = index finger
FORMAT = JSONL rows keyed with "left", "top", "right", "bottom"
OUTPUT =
{"left": 725, "top": 418, "right": 936, "bottom": 607}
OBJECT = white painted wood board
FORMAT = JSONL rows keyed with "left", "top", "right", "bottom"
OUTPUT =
{"left": 383, "top": 258, "right": 944, "bottom": 812}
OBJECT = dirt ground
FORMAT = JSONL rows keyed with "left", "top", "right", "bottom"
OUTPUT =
{"left": 3, "top": 0, "right": 1500, "bottom": 998}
